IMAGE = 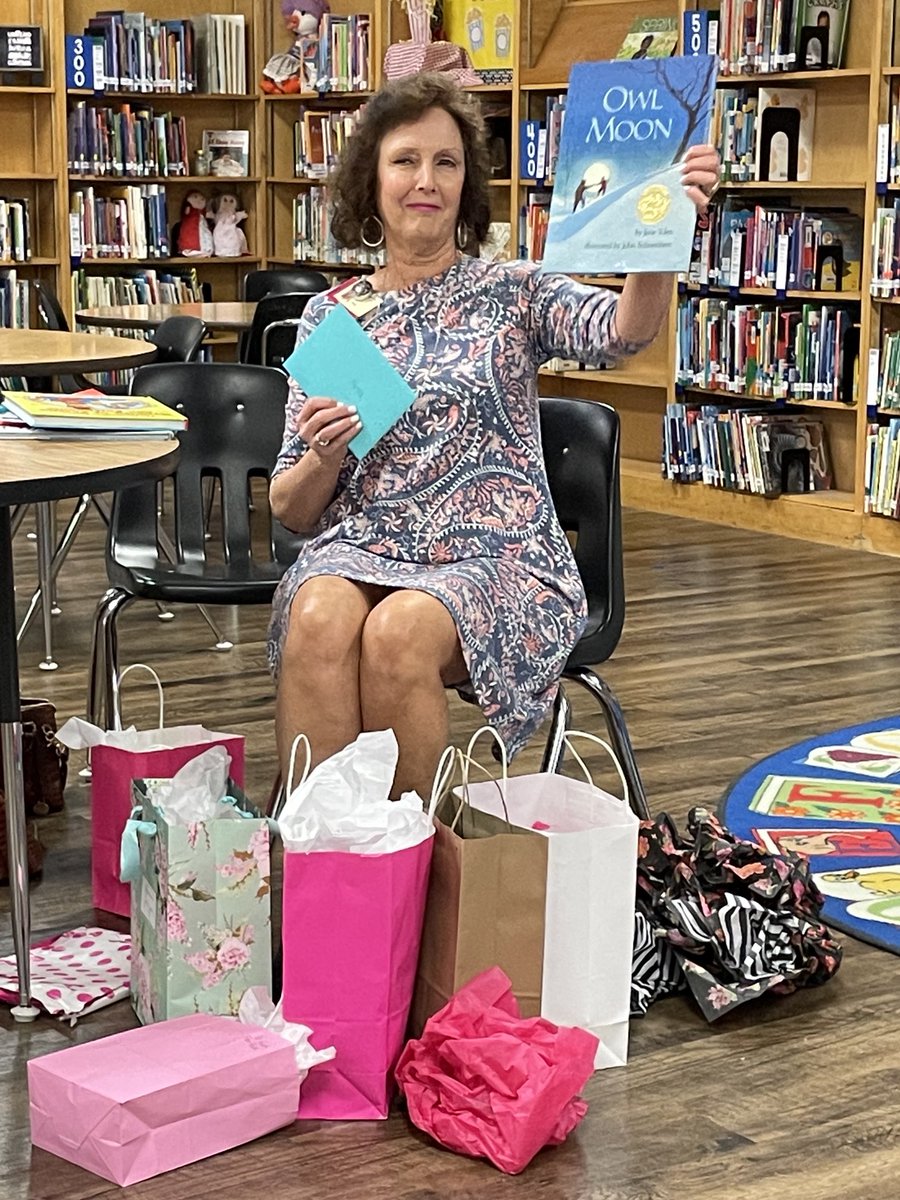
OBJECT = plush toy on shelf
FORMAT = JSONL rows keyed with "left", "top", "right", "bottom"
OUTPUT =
{"left": 383, "top": 0, "right": 480, "bottom": 83}
{"left": 261, "top": 0, "right": 330, "bottom": 94}
{"left": 207, "top": 191, "right": 249, "bottom": 257}
{"left": 175, "top": 190, "right": 214, "bottom": 257}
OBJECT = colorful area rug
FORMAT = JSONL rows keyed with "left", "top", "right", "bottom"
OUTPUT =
{"left": 720, "top": 715, "right": 900, "bottom": 954}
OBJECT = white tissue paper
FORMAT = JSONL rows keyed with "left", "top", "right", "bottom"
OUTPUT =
{"left": 57, "top": 716, "right": 230, "bottom": 754}
{"left": 238, "top": 986, "right": 336, "bottom": 1081}
{"left": 142, "top": 746, "right": 238, "bottom": 827}
{"left": 0, "top": 927, "right": 131, "bottom": 1023}
{"left": 277, "top": 729, "right": 434, "bottom": 855}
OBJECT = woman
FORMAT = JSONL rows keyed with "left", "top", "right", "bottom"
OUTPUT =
{"left": 269, "top": 73, "right": 719, "bottom": 797}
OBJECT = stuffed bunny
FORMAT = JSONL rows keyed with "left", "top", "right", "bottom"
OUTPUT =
{"left": 207, "top": 192, "right": 249, "bottom": 257}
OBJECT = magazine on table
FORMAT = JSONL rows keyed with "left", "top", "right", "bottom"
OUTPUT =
{"left": 541, "top": 55, "right": 718, "bottom": 275}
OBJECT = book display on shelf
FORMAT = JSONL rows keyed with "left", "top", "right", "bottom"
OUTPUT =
{"left": 614, "top": 16, "right": 679, "bottom": 60}
{"left": 795, "top": 1, "right": 852, "bottom": 71}
{"left": 68, "top": 101, "right": 189, "bottom": 177}
{"left": 71, "top": 266, "right": 205, "bottom": 308}
{"left": 716, "top": 0, "right": 851, "bottom": 75}
{"left": 541, "top": 55, "right": 718, "bottom": 275}
{"left": 70, "top": 183, "right": 170, "bottom": 260}
{"left": 755, "top": 87, "right": 816, "bottom": 182}
{"left": 202, "top": 129, "right": 250, "bottom": 177}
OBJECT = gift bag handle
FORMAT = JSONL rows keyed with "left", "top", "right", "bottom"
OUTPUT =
{"left": 445, "top": 726, "right": 512, "bottom": 831}
{"left": 427, "top": 745, "right": 459, "bottom": 821}
{"left": 560, "top": 731, "right": 630, "bottom": 807}
{"left": 112, "top": 663, "right": 165, "bottom": 733}
{"left": 275, "top": 732, "right": 312, "bottom": 818}
{"left": 119, "top": 804, "right": 156, "bottom": 882}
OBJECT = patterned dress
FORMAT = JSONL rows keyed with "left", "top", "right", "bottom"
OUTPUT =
{"left": 268, "top": 256, "right": 645, "bottom": 756}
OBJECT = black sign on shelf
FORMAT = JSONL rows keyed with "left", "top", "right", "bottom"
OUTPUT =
{"left": 0, "top": 26, "right": 43, "bottom": 77}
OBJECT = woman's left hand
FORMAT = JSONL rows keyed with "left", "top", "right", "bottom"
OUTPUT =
{"left": 681, "top": 144, "right": 722, "bottom": 214}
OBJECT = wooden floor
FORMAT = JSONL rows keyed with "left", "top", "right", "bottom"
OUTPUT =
{"left": 3, "top": 501, "right": 900, "bottom": 1200}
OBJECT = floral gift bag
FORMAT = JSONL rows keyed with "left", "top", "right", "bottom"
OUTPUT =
{"left": 123, "top": 748, "right": 272, "bottom": 1025}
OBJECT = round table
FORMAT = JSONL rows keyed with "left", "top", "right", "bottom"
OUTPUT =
{"left": 0, "top": 439, "right": 179, "bottom": 1021}
{"left": 76, "top": 301, "right": 258, "bottom": 332}
{"left": 0, "top": 328, "right": 158, "bottom": 375}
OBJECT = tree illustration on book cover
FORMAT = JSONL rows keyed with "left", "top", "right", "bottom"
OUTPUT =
{"left": 541, "top": 55, "right": 718, "bottom": 275}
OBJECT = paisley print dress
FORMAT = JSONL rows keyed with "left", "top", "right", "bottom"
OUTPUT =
{"left": 268, "top": 256, "right": 645, "bottom": 756}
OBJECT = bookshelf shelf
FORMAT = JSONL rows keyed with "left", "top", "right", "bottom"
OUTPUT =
{"left": 68, "top": 176, "right": 263, "bottom": 185}
{"left": 719, "top": 181, "right": 868, "bottom": 192}
{"left": 681, "top": 386, "right": 856, "bottom": 412}
{"left": 262, "top": 90, "right": 373, "bottom": 102}
{"left": 0, "top": 259, "right": 59, "bottom": 268}
{"left": 0, "top": 85, "right": 53, "bottom": 95}
{"left": 68, "top": 90, "right": 259, "bottom": 102}
{"left": 684, "top": 285, "right": 863, "bottom": 302}
{"left": 74, "top": 257, "right": 264, "bottom": 267}
{"left": 717, "top": 68, "right": 871, "bottom": 85}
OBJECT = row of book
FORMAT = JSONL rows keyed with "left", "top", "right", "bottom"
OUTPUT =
{"left": 518, "top": 192, "right": 551, "bottom": 262}
{"left": 70, "top": 185, "right": 170, "bottom": 260}
{"left": 71, "top": 266, "right": 204, "bottom": 310}
{"left": 687, "top": 202, "right": 862, "bottom": 293}
{"left": 873, "top": 331, "right": 900, "bottom": 413}
{"left": 68, "top": 101, "right": 189, "bottom": 177}
{"left": 293, "top": 110, "right": 362, "bottom": 181}
{"left": 663, "top": 401, "right": 832, "bottom": 495}
{"left": 865, "top": 419, "right": 900, "bottom": 517}
{"left": 78, "top": 12, "right": 245, "bottom": 94}
{"left": 310, "top": 14, "right": 372, "bottom": 94}
{"left": 712, "top": 0, "right": 851, "bottom": 76}
{"left": 0, "top": 271, "right": 31, "bottom": 330}
{"left": 0, "top": 199, "right": 32, "bottom": 263}
{"left": 714, "top": 87, "right": 815, "bottom": 184}
{"left": 518, "top": 97, "right": 565, "bottom": 186}
{"left": 870, "top": 202, "right": 900, "bottom": 298}
{"left": 291, "top": 193, "right": 382, "bottom": 267}
{"left": 676, "top": 296, "right": 859, "bottom": 403}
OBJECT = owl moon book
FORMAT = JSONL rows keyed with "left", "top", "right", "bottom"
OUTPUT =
{"left": 541, "top": 55, "right": 718, "bottom": 275}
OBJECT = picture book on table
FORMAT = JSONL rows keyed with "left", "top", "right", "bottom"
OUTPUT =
{"left": 541, "top": 55, "right": 718, "bottom": 275}
{"left": 794, "top": 0, "right": 851, "bottom": 70}
{"left": 0, "top": 388, "right": 186, "bottom": 432}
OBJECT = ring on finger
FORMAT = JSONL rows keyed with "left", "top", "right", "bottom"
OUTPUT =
{"left": 314, "top": 434, "right": 331, "bottom": 448}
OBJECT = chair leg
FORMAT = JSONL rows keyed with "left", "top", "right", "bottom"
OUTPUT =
{"left": 34, "top": 502, "right": 57, "bottom": 671}
{"left": 18, "top": 494, "right": 91, "bottom": 646}
{"left": 86, "top": 588, "right": 133, "bottom": 732}
{"left": 562, "top": 665, "right": 650, "bottom": 820}
{"left": 540, "top": 682, "right": 572, "bottom": 774}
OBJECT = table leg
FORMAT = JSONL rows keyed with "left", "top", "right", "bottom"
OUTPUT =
{"left": 0, "top": 505, "right": 40, "bottom": 1021}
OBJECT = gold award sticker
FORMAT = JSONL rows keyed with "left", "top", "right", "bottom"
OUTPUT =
{"left": 636, "top": 184, "right": 671, "bottom": 225}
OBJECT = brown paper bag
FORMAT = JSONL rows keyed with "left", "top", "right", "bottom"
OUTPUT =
{"left": 409, "top": 788, "right": 548, "bottom": 1037}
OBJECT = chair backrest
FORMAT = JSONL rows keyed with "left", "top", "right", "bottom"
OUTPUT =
{"left": 538, "top": 396, "right": 624, "bottom": 667}
{"left": 149, "top": 315, "right": 208, "bottom": 364}
{"left": 112, "top": 362, "right": 302, "bottom": 575}
{"left": 34, "top": 281, "right": 69, "bottom": 332}
{"left": 241, "top": 267, "right": 330, "bottom": 302}
{"left": 241, "top": 291, "right": 316, "bottom": 367}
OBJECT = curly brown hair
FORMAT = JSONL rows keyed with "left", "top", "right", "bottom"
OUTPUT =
{"left": 329, "top": 73, "right": 492, "bottom": 252}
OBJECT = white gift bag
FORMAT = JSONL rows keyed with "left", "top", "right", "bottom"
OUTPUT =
{"left": 460, "top": 729, "right": 639, "bottom": 1070}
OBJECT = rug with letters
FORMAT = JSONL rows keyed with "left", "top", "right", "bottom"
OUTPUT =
{"left": 720, "top": 715, "right": 900, "bottom": 954}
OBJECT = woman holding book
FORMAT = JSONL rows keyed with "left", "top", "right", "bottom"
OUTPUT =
{"left": 269, "top": 73, "right": 718, "bottom": 796}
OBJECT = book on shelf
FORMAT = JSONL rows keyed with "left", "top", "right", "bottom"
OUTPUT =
{"left": 202, "top": 129, "right": 250, "bottom": 178}
{"left": 541, "top": 55, "right": 718, "bottom": 275}
{"left": 794, "top": 1, "right": 851, "bottom": 70}
{"left": 0, "top": 271, "right": 31, "bottom": 330}
{"left": 0, "top": 198, "right": 31, "bottom": 263}
{"left": 193, "top": 14, "right": 246, "bottom": 94}
{"left": 755, "top": 87, "right": 816, "bottom": 182}
{"left": 0, "top": 389, "right": 186, "bottom": 433}
{"left": 614, "top": 16, "right": 679, "bottom": 60}
{"left": 683, "top": 10, "right": 720, "bottom": 58}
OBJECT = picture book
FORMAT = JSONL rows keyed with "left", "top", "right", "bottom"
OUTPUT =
{"left": 282, "top": 304, "right": 416, "bottom": 460}
{"left": 541, "top": 55, "right": 718, "bottom": 275}
{"left": 794, "top": 0, "right": 851, "bottom": 69}
{"left": 614, "top": 16, "right": 679, "bottom": 60}
{"left": 815, "top": 212, "right": 863, "bottom": 291}
{"left": 0, "top": 388, "right": 186, "bottom": 432}
{"left": 756, "top": 87, "right": 816, "bottom": 183}
{"left": 202, "top": 129, "right": 250, "bottom": 177}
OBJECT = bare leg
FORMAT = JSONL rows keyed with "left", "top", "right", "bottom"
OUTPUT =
{"left": 359, "top": 590, "right": 468, "bottom": 798}
{"left": 275, "top": 576, "right": 386, "bottom": 781}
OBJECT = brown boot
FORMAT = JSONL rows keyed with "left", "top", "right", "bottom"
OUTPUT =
{"left": 0, "top": 698, "right": 68, "bottom": 817}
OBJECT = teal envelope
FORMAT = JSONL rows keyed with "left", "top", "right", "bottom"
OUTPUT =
{"left": 283, "top": 303, "right": 416, "bottom": 459}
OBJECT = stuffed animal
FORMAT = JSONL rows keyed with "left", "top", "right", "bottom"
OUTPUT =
{"left": 175, "top": 190, "right": 213, "bottom": 257}
{"left": 261, "top": 0, "right": 330, "bottom": 94}
{"left": 207, "top": 191, "right": 249, "bottom": 257}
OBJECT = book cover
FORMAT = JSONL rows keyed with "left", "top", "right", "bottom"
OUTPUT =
{"left": 541, "top": 55, "right": 718, "bottom": 275}
{"left": 202, "top": 129, "right": 249, "bottom": 177}
{"left": 815, "top": 211, "right": 862, "bottom": 291}
{"left": 614, "top": 17, "right": 679, "bottom": 60}
{"left": 795, "top": 0, "right": 851, "bottom": 69}
{"left": 0, "top": 389, "right": 186, "bottom": 431}
{"left": 756, "top": 87, "right": 816, "bottom": 182}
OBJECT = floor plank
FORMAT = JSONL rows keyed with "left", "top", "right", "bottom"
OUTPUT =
{"left": 3, "top": 501, "right": 900, "bottom": 1200}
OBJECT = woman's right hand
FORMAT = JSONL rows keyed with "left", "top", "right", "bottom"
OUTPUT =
{"left": 299, "top": 396, "right": 362, "bottom": 461}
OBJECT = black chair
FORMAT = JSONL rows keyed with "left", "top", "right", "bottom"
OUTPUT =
{"left": 241, "top": 267, "right": 330, "bottom": 301}
{"left": 34, "top": 280, "right": 92, "bottom": 391}
{"left": 240, "top": 291, "right": 317, "bottom": 369}
{"left": 103, "top": 315, "right": 209, "bottom": 394}
{"left": 535, "top": 396, "right": 648, "bottom": 818}
{"left": 86, "top": 362, "right": 303, "bottom": 730}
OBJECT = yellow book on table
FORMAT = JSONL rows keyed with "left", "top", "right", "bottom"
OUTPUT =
{"left": 0, "top": 388, "right": 186, "bottom": 432}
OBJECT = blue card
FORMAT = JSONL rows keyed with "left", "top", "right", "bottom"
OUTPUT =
{"left": 283, "top": 303, "right": 416, "bottom": 459}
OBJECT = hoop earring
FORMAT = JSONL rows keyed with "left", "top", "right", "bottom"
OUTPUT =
{"left": 360, "top": 214, "right": 384, "bottom": 249}
{"left": 455, "top": 220, "right": 469, "bottom": 251}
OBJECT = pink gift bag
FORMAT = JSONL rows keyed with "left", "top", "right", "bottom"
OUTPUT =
{"left": 28, "top": 1013, "right": 298, "bottom": 1186}
{"left": 282, "top": 840, "right": 433, "bottom": 1119}
{"left": 59, "top": 666, "right": 245, "bottom": 917}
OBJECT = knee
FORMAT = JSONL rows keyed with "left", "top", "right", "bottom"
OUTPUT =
{"left": 361, "top": 595, "right": 438, "bottom": 687}
{"left": 282, "top": 580, "right": 365, "bottom": 672}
